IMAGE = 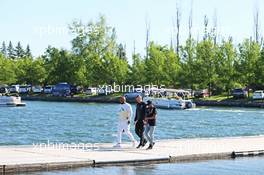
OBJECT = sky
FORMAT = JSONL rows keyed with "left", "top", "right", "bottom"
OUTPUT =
{"left": 0, "top": 0, "right": 263, "bottom": 61}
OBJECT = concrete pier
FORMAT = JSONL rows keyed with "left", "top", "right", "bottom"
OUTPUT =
{"left": 1, "top": 136, "right": 264, "bottom": 173}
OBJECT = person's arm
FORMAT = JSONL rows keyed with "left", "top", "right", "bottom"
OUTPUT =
{"left": 146, "top": 108, "right": 157, "bottom": 120}
{"left": 127, "top": 105, "right": 132, "bottom": 124}
{"left": 134, "top": 105, "right": 138, "bottom": 123}
{"left": 142, "top": 103, "right": 147, "bottom": 121}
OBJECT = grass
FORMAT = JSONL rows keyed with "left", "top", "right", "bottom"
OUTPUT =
{"left": 202, "top": 95, "right": 231, "bottom": 101}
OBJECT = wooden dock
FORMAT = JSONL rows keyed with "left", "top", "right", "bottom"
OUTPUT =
{"left": 1, "top": 136, "right": 264, "bottom": 174}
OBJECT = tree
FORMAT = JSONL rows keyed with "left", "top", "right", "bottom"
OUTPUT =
{"left": 0, "top": 54, "right": 17, "bottom": 84}
{"left": 163, "top": 47, "right": 180, "bottom": 87}
{"left": 69, "top": 15, "right": 126, "bottom": 86}
{"left": 145, "top": 42, "right": 167, "bottom": 85}
{"left": 1, "top": 41, "right": 7, "bottom": 57}
{"left": 16, "top": 57, "right": 46, "bottom": 85}
{"left": 236, "top": 39, "right": 261, "bottom": 92}
{"left": 43, "top": 47, "right": 86, "bottom": 85}
{"left": 180, "top": 39, "right": 197, "bottom": 89}
{"left": 117, "top": 43, "right": 127, "bottom": 60}
{"left": 215, "top": 39, "right": 237, "bottom": 95}
{"left": 25, "top": 44, "right": 32, "bottom": 58}
{"left": 15, "top": 42, "right": 25, "bottom": 58}
{"left": 128, "top": 54, "right": 146, "bottom": 85}
{"left": 195, "top": 39, "right": 217, "bottom": 95}
{"left": 7, "top": 41, "right": 16, "bottom": 59}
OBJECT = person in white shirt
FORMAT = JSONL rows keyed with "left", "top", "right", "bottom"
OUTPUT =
{"left": 114, "top": 96, "right": 137, "bottom": 148}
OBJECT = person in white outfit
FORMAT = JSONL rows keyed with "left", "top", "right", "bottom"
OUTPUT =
{"left": 114, "top": 96, "right": 137, "bottom": 148}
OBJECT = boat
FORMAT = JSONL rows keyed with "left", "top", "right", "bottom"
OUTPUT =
{"left": 144, "top": 97, "right": 195, "bottom": 110}
{"left": 0, "top": 95, "right": 26, "bottom": 107}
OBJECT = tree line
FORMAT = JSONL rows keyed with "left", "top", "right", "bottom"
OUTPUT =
{"left": 0, "top": 16, "right": 264, "bottom": 95}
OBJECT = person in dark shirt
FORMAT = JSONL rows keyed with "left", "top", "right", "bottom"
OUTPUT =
{"left": 144, "top": 100, "right": 157, "bottom": 150}
{"left": 134, "top": 95, "right": 147, "bottom": 148}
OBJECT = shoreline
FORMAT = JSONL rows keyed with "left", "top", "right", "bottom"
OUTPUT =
{"left": 21, "top": 95, "right": 264, "bottom": 108}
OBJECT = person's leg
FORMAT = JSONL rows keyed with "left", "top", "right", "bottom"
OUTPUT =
{"left": 149, "top": 126, "right": 155, "bottom": 146}
{"left": 124, "top": 124, "right": 136, "bottom": 143}
{"left": 144, "top": 124, "right": 151, "bottom": 143}
{"left": 135, "top": 122, "right": 141, "bottom": 138}
{"left": 117, "top": 122, "right": 123, "bottom": 144}
{"left": 139, "top": 122, "right": 147, "bottom": 146}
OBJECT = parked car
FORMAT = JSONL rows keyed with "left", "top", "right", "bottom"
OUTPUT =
{"left": 19, "top": 85, "right": 30, "bottom": 94}
{"left": 85, "top": 87, "right": 97, "bottom": 95}
{"left": 9, "top": 85, "right": 20, "bottom": 93}
{"left": 32, "top": 86, "right": 43, "bottom": 93}
{"left": 232, "top": 88, "right": 248, "bottom": 98}
{"left": 98, "top": 86, "right": 113, "bottom": 95}
{"left": 134, "top": 87, "right": 143, "bottom": 93}
{"left": 124, "top": 92, "right": 144, "bottom": 100}
{"left": 52, "top": 83, "right": 71, "bottom": 97}
{"left": 44, "top": 85, "right": 53, "bottom": 94}
{"left": 194, "top": 89, "right": 210, "bottom": 98}
{"left": 253, "top": 90, "right": 264, "bottom": 100}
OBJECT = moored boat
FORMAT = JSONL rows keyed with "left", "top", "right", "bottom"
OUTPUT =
{"left": 145, "top": 97, "right": 195, "bottom": 109}
{"left": 0, "top": 95, "right": 26, "bottom": 107}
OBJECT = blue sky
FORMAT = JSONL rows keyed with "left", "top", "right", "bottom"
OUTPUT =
{"left": 0, "top": 0, "right": 263, "bottom": 60}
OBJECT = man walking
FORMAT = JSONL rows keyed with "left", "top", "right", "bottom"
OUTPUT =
{"left": 144, "top": 100, "right": 157, "bottom": 150}
{"left": 114, "top": 96, "right": 137, "bottom": 148}
{"left": 134, "top": 95, "right": 147, "bottom": 148}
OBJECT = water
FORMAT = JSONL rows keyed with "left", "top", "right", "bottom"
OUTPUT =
{"left": 1, "top": 101, "right": 264, "bottom": 145}
{"left": 22, "top": 157, "right": 264, "bottom": 175}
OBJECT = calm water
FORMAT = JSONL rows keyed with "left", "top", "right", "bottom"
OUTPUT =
{"left": 22, "top": 157, "right": 264, "bottom": 175}
{"left": 1, "top": 101, "right": 264, "bottom": 145}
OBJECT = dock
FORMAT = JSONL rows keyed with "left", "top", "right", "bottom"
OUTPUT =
{"left": 1, "top": 136, "right": 264, "bottom": 174}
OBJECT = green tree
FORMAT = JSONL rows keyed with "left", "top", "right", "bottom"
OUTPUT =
{"left": 195, "top": 39, "right": 217, "bottom": 95}
{"left": 180, "top": 39, "right": 197, "bottom": 89}
{"left": 0, "top": 54, "right": 17, "bottom": 84}
{"left": 1, "top": 41, "right": 7, "bottom": 57}
{"left": 215, "top": 39, "right": 237, "bottom": 95}
{"left": 43, "top": 47, "right": 86, "bottom": 85}
{"left": 7, "top": 41, "right": 16, "bottom": 59}
{"left": 145, "top": 42, "right": 167, "bottom": 85}
{"left": 16, "top": 57, "right": 46, "bottom": 85}
{"left": 69, "top": 15, "right": 126, "bottom": 86}
{"left": 15, "top": 42, "right": 25, "bottom": 58}
{"left": 128, "top": 53, "right": 146, "bottom": 85}
{"left": 25, "top": 44, "right": 32, "bottom": 58}
{"left": 236, "top": 39, "right": 261, "bottom": 92}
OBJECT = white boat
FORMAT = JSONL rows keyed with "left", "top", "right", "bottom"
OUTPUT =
{"left": 0, "top": 95, "right": 26, "bottom": 107}
{"left": 145, "top": 97, "right": 195, "bottom": 109}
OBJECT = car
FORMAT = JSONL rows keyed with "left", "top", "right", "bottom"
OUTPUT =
{"left": 19, "top": 85, "right": 30, "bottom": 94}
{"left": 85, "top": 87, "right": 97, "bottom": 95}
{"left": 9, "top": 85, "right": 20, "bottom": 93}
{"left": 32, "top": 86, "right": 43, "bottom": 93}
{"left": 98, "top": 86, "right": 113, "bottom": 95}
{"left": 44, "top": 85, "right": 53, "bottom": 94}
{"left": 124, "top": 92, "right": 144, "bottom": 100}
{"left": 52, "top": 83, "right": 71, "bottom": 97}
{"left": 253, "top": 90, "right": 264, "bottom": 100}
{"left": 134, "top": 87, "right": 143, "bottom": 93}
{"left": 194, "top": 89, "right": 210, "bottom": 98}
{"left": 232, "top": 88, "right": 248, "bottom": 99}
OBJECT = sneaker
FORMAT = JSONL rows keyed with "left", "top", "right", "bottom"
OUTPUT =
{"left": 136, "top": 143, "right": 142, "bottom": 149}
{"left": 142, "top": 139, "right": 147, "bottom": 147}
{"left": 146, "top": 144, "right": 153, "bottom": 150}
{"left": 113, "top": 143, "right": 121, "bottom": 148}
